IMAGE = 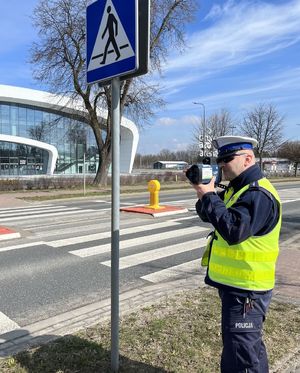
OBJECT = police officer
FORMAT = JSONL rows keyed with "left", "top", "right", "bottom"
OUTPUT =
{"left": 192, "top": 136, "right": 281, "bottom": 373}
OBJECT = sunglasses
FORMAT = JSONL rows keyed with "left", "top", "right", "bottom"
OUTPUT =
{"left": 216, "top": 153, "right": 247, "bottom": 164}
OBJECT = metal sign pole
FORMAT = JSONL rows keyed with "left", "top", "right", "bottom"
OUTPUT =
{"left": 111, "top": 77, "right": 120, "bottom": 372}
{"left": 86, "top": 2, "right": 149, "bottom": 371}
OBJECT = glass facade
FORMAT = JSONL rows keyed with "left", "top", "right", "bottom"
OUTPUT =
{"left": 0, "top": 140, "right": 49, "bottom": 176}
{"left": 0, "top": 102, "right": 99, "bottom": 175}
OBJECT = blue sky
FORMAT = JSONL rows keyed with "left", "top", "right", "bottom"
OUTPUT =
{"left": 1, "top": 0, "right": 300, "bottom": 154}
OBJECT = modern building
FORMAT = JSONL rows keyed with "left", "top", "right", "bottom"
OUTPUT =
{"left": 153, "top": 161, "right": 188, "bottom": 170}
{"left": 0, "top": 85, "right": 138, "bottom": 176}
{"left": 258, "top": 157, "right": 292, "bottom": 172}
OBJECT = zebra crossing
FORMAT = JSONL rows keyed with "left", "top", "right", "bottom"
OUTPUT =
{"left": 1, "top": 183, "right": 298, "bottom": 288}
{"left": 276, "top": 187, "right": 300, "bottom": 203}
{"left": 1, "top": 184, "right": 299, "bottom": 286}
{"left": 0, "top": 187, "right": 298, "bottom": 336}
{"left": 0, "top": 202, "right": 209, "bottom": 334}
{"left": 0, "top": 202, "right": 208, "bottom": 285}
{"left": 66, "top": 225, "right": 205, "bottom": 258}
{"left": 0, "top": 204, "right": 96, "bottom": 225}
{"left": 141, "top": 258, "right": 203, "bottom": 283}
{"left": 101, "top": 238, "right": 207, "bottom": 270}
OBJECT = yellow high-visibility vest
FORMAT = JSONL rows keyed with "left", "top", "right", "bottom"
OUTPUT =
{"left": 203, "top": 178, "right": 282, "bottom": 291}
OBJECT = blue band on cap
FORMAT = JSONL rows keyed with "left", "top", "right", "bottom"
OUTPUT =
{"left": 218, "top": 142, "right": 253, "bottom": 155}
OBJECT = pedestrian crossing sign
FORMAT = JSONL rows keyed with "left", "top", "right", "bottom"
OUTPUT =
{"left": 86, "top": 0, "right": 138, "bottom": 84}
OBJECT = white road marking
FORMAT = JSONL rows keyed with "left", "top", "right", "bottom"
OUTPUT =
{"left": 69, "top": 226, "right": 207, "bottom": 258}
{"left": 278, "top": 188, "right": 299, "bottom": 193}
{"left": 0, "top": 206, "right": 78, "bottom": 218}
{"left": 282, "top": 199, "right": 300, "bottom": 203}
{"left": 0, "top": 232, "right": 21, "bottom": 241}
{"left": 0, "top": 241, "right": 46, "bottom": 253}
{"left": 28, "top": 222, "right": 110, "bottom": 237}
{"left": 22, "top": 210, "right": 112, "bottom": 230}
{"left": 47, "top": 220, "right": 193, "bottom": 248}
{"left": 141, "top": 258, "right": 203, "bottom": 283}
{"left": 0, "top": 312, "right": 20, "bottom": 335}
{"left": 101, "top": 238, "right": 207, "bottom": 269}
{"left": 0, "top": 209, "right": 95, "bottom": 222}
{"left": 173, "top": 215, "right": 198, "bottom": 221}
{"left": 23, "top": 215, "right": 146, "bottom": 236}
{"left": 163, "top": 199, "right": 196, "bottom": 205}
{"left": 280, "top": 232, "right": 300, "bottom": 247}
{"left": 0, "top": 204, "right": 54, "bottom": 211}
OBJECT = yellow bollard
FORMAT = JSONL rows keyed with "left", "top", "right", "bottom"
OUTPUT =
{"left": 147, "top": 180, "right": 163, "bottom": 209}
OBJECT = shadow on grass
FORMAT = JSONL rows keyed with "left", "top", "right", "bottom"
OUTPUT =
{"left": 14, "top": 334, "right": 168, "bottom": 373}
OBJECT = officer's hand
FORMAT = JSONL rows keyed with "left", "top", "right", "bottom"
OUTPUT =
{"left": 193, "top": 176, "right": 216, "bottom": 200}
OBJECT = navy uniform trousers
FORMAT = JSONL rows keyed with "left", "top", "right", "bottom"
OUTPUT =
{"left": 218, "top": 289, "right": 272, "bottom": 373}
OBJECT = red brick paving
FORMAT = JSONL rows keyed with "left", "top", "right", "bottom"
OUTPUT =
{"left": 120, "top": 205, "right": 187, "bottom": 216}
{"left": 274, "top": 249, "right": 300, "bottom": 304}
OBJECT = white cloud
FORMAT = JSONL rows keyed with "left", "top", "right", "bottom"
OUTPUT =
{"left": 166, "top": 66, "right": 300, "bottom": 113}
{"left": 155, "top": 117, "right": 178, "bottom": 126}
{"left": 155, "top": 115, "right": 200, "bottom": 127}
{"left": 139, "top": 1, "right": 300, "bottom": 153}
{"left": 204, "top": 0, "right": 236, "bottom": 21}
{"left": 164, "top": 0, "right": 300, "bottom": 76}
{"left": 146, "top": 0, "right": 300, "bottom": 107}
{"left": 171, "top": 139, "right": 190, "bottom": 151}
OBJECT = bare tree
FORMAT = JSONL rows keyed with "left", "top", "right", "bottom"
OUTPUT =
{"left": 31, "top": 0, "right": 197, "bottom": 185}
{"left": 278, "top": 141, "right": 300, "bottom": 177}
{"left": 185, "top": 144, "right": 200, "bottom": 164}
{"left": 158, "top": 148, "right": 176, "bottom": 161}
{"left": 240, "top": 104, "right": 284, "bottom": 169}
{"left": 193, "top": 108, "right": 236, "bottom": 157}
{"left": 27, "top": 121, "right": 50, "bottom": 141}
{"left": 133, "top": 145, "right": 202, "bottom": 169}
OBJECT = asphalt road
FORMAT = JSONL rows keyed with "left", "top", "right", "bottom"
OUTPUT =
{"left": 0, "top": 182, "right": 299, "bottom": 334}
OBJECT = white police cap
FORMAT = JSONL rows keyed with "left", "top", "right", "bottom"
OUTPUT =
{"left": 213, "top": 136, "right": 258, "bottom": 157}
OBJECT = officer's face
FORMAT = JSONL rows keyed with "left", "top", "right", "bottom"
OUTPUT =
{"left": 219, "top": 151, "right": 253, "bottom": 181}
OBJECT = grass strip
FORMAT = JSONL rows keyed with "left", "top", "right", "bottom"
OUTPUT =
{"left": 0, "top": 287, "right": 299, "bottom": 372}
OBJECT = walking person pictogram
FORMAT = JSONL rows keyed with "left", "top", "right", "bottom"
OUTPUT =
{"left": 100, "top": 6, "right": 121, "bottom": 64}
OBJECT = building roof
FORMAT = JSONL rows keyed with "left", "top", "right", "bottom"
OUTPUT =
{"left": 154, "top": 161, "right": 188, "bottom": 164}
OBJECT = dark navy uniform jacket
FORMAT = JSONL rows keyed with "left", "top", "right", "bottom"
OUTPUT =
{"left": 196, "top": 164, "right": 280, "bottom": 298}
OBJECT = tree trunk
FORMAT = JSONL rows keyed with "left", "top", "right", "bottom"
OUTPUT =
{"left": 295, "top": 162, "right": 298, "bottom": 177}
{"left": 259, "top": 155, "right": 263, "bottom": 171}
{"left": 93, "top": 148, "right": 111, "bottom": 186}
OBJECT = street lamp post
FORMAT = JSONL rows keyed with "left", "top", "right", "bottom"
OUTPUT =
{"left": 193, "top": 102, "right": 206, "bottom": 156}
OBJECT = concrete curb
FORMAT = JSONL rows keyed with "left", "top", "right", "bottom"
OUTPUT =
{"left": 0, "top": 227, "right": 20, "bottom": 241}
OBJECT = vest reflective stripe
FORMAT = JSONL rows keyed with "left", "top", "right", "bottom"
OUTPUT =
{"left": 209, "top": 263, "right": 273, "bottom": 284}
{"left": 207, "top": 178, "right": 281, "bottom": 291}
{"left": 212, "top": 245, "right": 278, "bottom": 262}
